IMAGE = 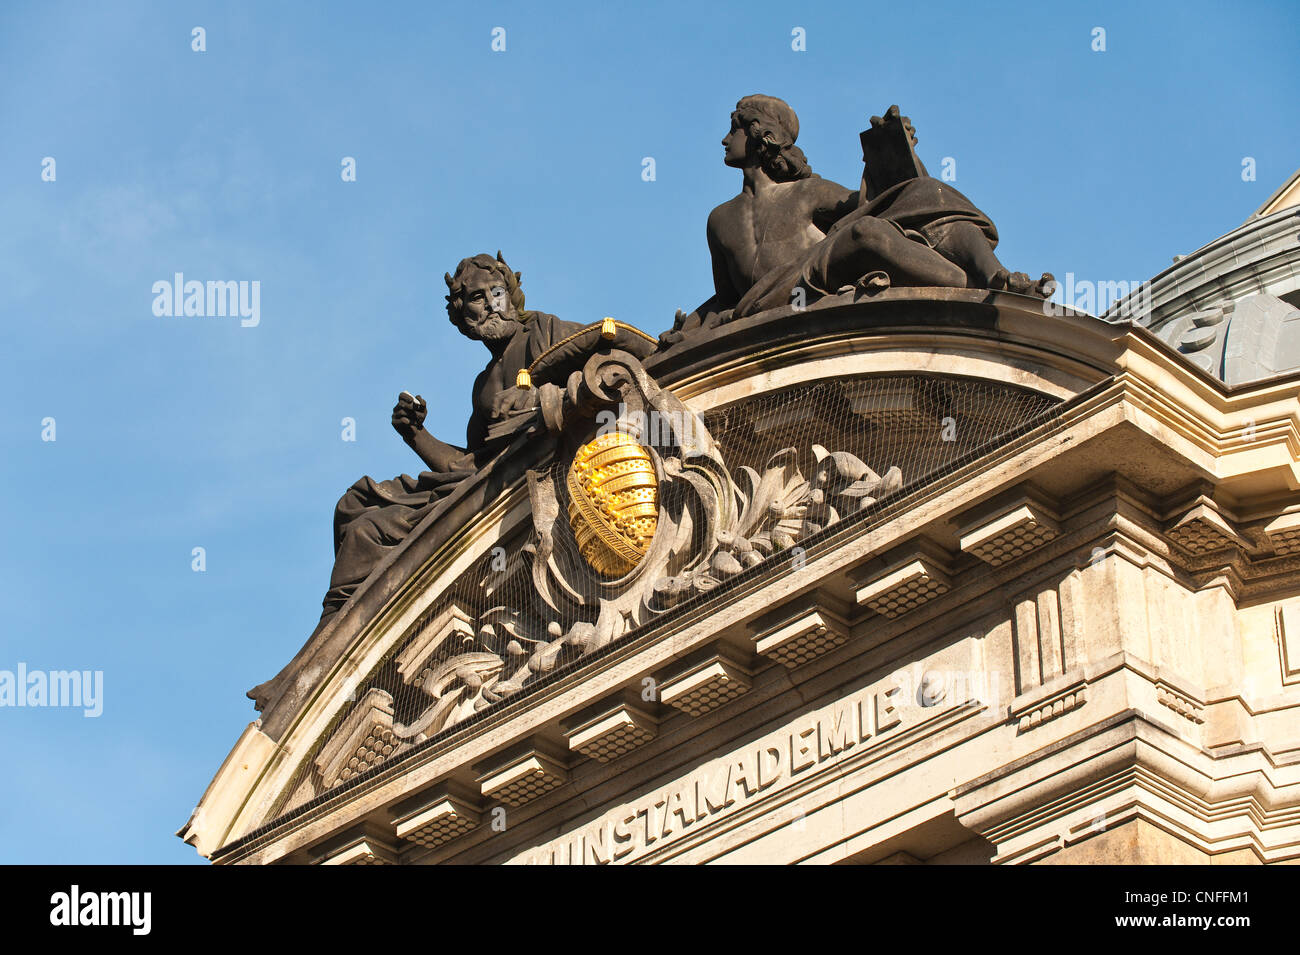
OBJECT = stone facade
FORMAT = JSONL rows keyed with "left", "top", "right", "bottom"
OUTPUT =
{"left": 180, "top": 288, "right": 1300, "bottom": 865}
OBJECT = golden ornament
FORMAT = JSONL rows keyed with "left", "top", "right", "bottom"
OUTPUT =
{"left": 566, "top": 431, "right": 658, "bottom": 577}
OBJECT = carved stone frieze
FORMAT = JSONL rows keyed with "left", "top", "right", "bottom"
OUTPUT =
{"left": 365, "top": 349, "right": 906, "bottom": 742}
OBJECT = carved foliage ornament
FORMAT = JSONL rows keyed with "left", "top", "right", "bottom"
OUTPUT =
{"left": 317, "top": 346, "right": 903, "bottom": 752}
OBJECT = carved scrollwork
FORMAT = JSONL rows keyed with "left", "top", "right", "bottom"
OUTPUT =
{"left": 341, "top": 351, "right": 906, "bottom": 746}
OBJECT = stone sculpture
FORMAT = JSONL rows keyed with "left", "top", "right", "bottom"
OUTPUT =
{"left": 360, "top": 347, "right": 904, "bottom": 744}
{"left": 664, "top": 95, "right": 1052, "bottom": 343}
{"left": 254, "top": 94, "right": 1047, "bottom": 719}
{"left": 316, "top": 253, "right": 585, "bottom": 626}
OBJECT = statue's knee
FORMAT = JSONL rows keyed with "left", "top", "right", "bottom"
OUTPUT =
{"left": 850, "top": 216, "right": 889, "bottom": 243}
{"left": 336, "top": 512, "right": 384, "bottom": 556}
{"left": 945, "top": 220, "right": 985, "bottom": 247}
{"left": 335, "top": 480, "right": 370, "bottom": 515}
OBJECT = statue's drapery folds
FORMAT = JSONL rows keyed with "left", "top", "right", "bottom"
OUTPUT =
{"left": 732, "top": 176, "right": 1002, "bottom": 317}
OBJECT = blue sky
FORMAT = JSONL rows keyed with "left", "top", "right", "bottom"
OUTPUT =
{"left": 2, "top": 0, "right": 1297, "bottom": 863}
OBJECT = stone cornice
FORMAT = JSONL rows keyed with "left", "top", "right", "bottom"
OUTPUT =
{"left": 648, "top": 287, "right": 1128, "bottom": 401}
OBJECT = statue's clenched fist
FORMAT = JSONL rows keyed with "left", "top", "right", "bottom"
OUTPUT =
{"left": 392, "top": 391, "right": 427, "bottom": 440}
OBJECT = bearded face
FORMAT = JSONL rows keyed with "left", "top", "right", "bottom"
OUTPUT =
{"left": 456, "top": 266, "right": 518, "bottom": 344}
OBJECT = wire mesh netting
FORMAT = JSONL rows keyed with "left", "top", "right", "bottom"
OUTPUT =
{"left": 259, "top": 372, "right": 1059, "bottom": 831}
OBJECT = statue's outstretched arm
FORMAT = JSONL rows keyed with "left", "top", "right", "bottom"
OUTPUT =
{"left": 408, "top": 429, "right": 471, "bottom": 472}
{"left": 392, "top": 392, "right": 473, "bottom": 472}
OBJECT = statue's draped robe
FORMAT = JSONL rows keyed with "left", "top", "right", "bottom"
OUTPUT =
{"left": 733, "top": 176, "right": 998, "bottom": 318}
{"left": 320, "top": 312, "right": 580, "bottom": 620}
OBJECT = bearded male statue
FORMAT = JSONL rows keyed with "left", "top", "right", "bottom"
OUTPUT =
{"left": 315, "top": 252, "right": 584, "bottom": 629}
